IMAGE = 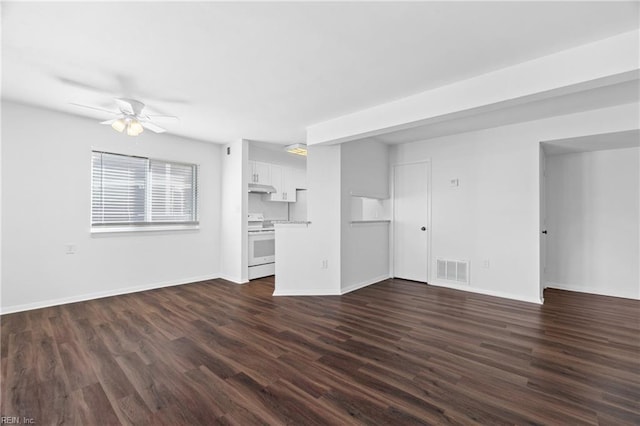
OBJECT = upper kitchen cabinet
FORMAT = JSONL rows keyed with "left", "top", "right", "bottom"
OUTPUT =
{"left": 248, "top": 161, "right": 271, "bottom": 185}
{"left": 270, "top": 165, "right": 298, "bottom": 202}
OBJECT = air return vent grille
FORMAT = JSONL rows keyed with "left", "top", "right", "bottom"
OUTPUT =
{"left": 436, "top": 259, "right": 469, "bottom": 284}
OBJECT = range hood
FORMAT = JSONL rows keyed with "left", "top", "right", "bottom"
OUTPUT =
{"left": 248, "top": 183, "right": 277, "bottom": 193}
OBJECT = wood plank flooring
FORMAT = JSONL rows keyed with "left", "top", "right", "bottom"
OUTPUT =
{"left": 1, "top": 277, "right": 639, "bottom": 425}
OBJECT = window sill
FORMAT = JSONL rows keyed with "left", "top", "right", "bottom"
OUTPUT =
{"left": 91, "top": 224, "right": 200, "bottom": 234}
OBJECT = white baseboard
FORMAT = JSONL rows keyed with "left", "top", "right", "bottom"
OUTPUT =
{"left": 248, "top": 263, "right": 275, "bottom": 280}
{"left": 0, "top": 273, "right": 222, "bottom": 315}
{"left": 272, "top": 288, "right": 340, "bottom": 296}
{"left": 428, "top": 280, "right": 543, "bottom": 305}
{"left": 340, "top": 274, "right": 390, "bottom": 295}
{"left": 545, "top": 281, "right": 639, "bottom": 300}
{"left": 272, "top": 274, "right": 391, "bottom": 297}
{"left": 218, "top": 274, "right": 249, "bottom": 284}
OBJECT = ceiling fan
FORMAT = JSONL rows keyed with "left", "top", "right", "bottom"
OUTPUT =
{"left": 71, "top": 98, "right": 178, "bottom": 136}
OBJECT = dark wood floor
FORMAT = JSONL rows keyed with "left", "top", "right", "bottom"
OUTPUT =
{"left": 1, "top": 277, "right": 639, "bottom": 425}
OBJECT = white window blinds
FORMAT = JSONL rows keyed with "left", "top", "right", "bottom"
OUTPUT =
{"left": 91, "top": 151, "right": 198, "bottom": 228}
{"left": 150, "top": 160, "right": 197, "bottom": 223}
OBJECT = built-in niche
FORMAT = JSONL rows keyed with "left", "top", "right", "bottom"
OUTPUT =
{"left": 350, "top": 194, "right": 391, "bottom": 224}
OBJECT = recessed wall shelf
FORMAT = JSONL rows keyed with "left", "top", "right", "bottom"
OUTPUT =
{"left": 349, "top": 191, "right": 389, "bottom": 200}
{"left": 350, "top": 220, "right": 391, "bottom": 226}
{"left": 350, "top": 194, "right": 390, "bottom": 223}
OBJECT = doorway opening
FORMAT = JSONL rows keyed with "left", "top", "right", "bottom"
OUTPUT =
{"left": 540, "top": 130, "right": 640, "bottom": 300}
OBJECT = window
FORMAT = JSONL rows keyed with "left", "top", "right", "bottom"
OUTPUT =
{"left": 91, "top": 151, "right": 198, "bottom": 231}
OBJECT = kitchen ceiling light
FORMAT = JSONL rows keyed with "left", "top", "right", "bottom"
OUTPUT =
{"left": 286, "top": 143, "right": 307, "bottom": 156}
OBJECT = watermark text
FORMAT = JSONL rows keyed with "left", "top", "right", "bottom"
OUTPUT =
{"left": 1, "top": 416, "right": 35, "bottom": 424}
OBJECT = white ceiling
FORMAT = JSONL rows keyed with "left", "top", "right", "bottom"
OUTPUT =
{"left": 542, "top": 129, "right": 640, "bottom": 156}
{"left": 2, "top": 2, "right": 639, "bottom": 145}
{"left": 372, "top": 79, "right": 640, "bottom": 145}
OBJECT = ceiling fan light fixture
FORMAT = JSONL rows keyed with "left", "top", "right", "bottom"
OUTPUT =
{"left": 286, "top": 143, "right": 307, "bottom": 156}
{"left": 111, "top": 118, "right": 127, "bottom": 133}
{"left": 73, "top": 98, "right": 173, "bottom": 135}
{"left": 126, "top": 119, "right": 144, "bottom": 136}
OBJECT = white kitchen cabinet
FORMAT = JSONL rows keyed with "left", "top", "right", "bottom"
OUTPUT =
{"left": 248, "top": 161, "right": 271, "bottom": 185}
{"left": 269, "top": 165, "right": 297, "bottom": 202}
{"left": 283, "top": 168, "right": 298, "bottom": 202}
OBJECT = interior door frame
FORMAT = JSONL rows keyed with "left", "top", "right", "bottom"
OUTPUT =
{"left": 390, "top": 160, "right": 432, "bottom": 282}
{"left": 539, "top": 143, "right": 547, "bottom": 302}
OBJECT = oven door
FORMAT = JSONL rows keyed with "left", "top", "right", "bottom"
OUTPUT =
{"left": 248, "top": 232, "right": 275, "bottom": 266}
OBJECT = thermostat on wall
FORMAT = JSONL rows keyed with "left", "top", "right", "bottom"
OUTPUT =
{"left": 450, "top": 178, "right": 459, "bottom": 187}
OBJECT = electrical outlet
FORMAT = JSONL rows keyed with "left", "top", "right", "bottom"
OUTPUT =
{"left": 321, "top": 259, "right": 328, "bottom": 269}
{"left": 66, "top": 244, "right": 76, "bottom": 255}
{"left": 482, "top": 259, "right": 490, "bottom": 268}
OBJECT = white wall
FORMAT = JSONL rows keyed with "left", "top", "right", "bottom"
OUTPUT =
{"left": 0, "top": 100, "right": 3, "bottom": 307}
{"left": 305, "top": 144, "right": 342, "bottom": 293}
{"left": 248, "top": 193, "right": 288, "bottom": 220}
{"left": 274, "top": 144, "right": 341, "bottom": 295}
{"left": 1, "top": 101, "right": 222, "bottom": 313}
{"left": 545, "top": 147, "right": 639, "bottom": 299}
{"left": 391, "top": 103, "right": 639, "bottom": 304}
{"left": 220, "top": 139, "right": 248, "bottom": 283}
{"left": 275, "top": 140, "right": 391, "bottom": 295}
{"left": 288, "top": 190, "right": 307, "bottom": 222}
{"left": 341, "top": 139, "right": 390, "bottom": 292}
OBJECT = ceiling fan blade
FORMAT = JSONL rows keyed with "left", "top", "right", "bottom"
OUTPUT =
{"left": 58, "top": 77, "right": 112, "bottom": 94}
{"left": 114, "top": 98, "right": 135, "bottom": 115}
{"left": 141, "top": 122, "right": 166, "bottom": 133}
{"left": 100, "top": 118, "right": 120, "bottom": 125}
{"left": 115, "top": 98, "right": 145, "bottom": 115}
{"left": 70, "top": 103, "right": 120, "bottom": 115}
{"left": 146, "top": 114, "right": 179, "bottom": 122}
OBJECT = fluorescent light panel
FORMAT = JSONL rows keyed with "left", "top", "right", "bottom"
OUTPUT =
{"left": 286, "top": 143, "right": 307, "bottom": 156}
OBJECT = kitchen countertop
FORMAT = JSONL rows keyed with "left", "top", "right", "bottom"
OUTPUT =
{"left": 273, "top": 220, "right": 311, "bottom": 224}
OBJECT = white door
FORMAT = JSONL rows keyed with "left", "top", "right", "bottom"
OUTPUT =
{"left": 540, "top": 147, "right": 547, "bottom": 300}
{"left": 393, "top": 162, "right": 430, "bottom": 282}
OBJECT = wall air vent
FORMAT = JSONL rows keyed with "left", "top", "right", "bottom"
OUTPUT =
{"left": 436, "top": 259, "right": 469, "bottom": 284}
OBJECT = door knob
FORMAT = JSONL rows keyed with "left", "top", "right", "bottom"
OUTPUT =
{"left": 542, "top": 230, "right": 548, "bottom": 234}
{"left": 421, "top": 226, "right": 426, "bottom": 231}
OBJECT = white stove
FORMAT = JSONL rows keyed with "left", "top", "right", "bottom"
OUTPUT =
{"left": 248, "top": 213, "right": 275, "bottom": 279}
{"left": 248, "top": 212, "right": 266, "bottom": 231}
{"left": 249, "top": 229, "right": 275, "bottom": 234}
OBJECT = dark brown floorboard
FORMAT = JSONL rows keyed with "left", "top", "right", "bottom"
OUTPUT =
{"left": 2, "top": 278, "right": 639, "bottom": 425}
